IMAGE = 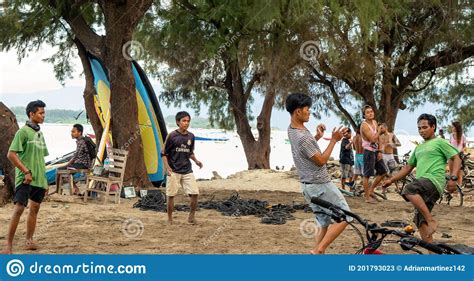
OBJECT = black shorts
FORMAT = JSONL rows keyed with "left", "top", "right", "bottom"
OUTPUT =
{"left": 401, "top": 178, "right": 440, "bottom": 228}
{"left": 13, "top": 184, "right": 47, "bottom": 207}
{"left": 363, "top": 149, "right": 387, "bottom": 177}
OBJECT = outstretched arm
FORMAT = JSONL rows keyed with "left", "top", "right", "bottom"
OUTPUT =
{"left": 311, "top": 140, "right": 338, "bottom": 166}
{"left": 190, "top": 154, "right": 203, "bottom": 169}
{"left": 383, "top": 164, "right": 415, "bottom": 187}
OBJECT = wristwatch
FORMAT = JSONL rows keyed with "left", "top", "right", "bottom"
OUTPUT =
{"left": 445, "top": 175, "right": 458, "bottom": 181}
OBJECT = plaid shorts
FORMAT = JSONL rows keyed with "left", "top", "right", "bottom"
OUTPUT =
{"left": 340, "top": 164, "right": 353, "bottom": 179}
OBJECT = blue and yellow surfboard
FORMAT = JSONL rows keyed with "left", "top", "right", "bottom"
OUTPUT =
{"left": 87, "top": 55, "right": 168, "bottom": 186}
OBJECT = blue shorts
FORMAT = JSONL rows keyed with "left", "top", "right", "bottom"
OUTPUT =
{"left": 301, "top": 182, "right": 353, "bottom": 228}
{"left": 354, "top": 154, "right": 364, "bottom": 175}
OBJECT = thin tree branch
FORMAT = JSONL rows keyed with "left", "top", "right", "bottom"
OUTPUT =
{"left": 309, "top": 68, "right": 357, "bottom": 129}
{"left": 244, "top": 72, "right": 263, "bottom": 101}
{"left": 399, "top": 44, "right": 474, "bottom": 91}
{"left": 406, "top": 70, "right": 436, "bottom": 92}
{"left": 49, "top": 0, "right": 104, "bottom": 57}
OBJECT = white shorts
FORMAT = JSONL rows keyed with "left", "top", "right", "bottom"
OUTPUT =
{"left": 382, "top": 154, "right": 397, "bottom": 173}
{"left": 166, "top": 172, "right": 199, "bottom": 197}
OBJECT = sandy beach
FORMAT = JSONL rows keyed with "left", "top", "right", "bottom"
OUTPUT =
{"left": 1, "top": 169, "right": 473, "bottom": 254}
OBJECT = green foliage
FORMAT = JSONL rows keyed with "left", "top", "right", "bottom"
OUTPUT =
{"left": 430, "top": 80, "right": 474, "bottom": 132}
{"left": 305, "top": 0, "right": 473, "bottom": 129}
{"left": 0, "top": 1, "right": 102, "bottom": 84}
{"left": 2, "top": 0, "right": 472, "bottom": 134}
{"left": 137, "top": 0, "right": 320, "bottom": 130}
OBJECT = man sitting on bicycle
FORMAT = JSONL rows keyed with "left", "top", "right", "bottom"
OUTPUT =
{"left": 383, "top": 114, "right": 461, "bottom": 243}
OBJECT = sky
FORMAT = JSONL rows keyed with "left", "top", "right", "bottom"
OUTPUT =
{"left": 0, "top": 47, "right": 468, "bottom": 136}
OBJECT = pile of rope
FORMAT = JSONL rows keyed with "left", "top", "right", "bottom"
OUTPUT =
{"left": 132, "top": 191, "right": 167, "bottom": 212}
{"left": 133, "top": 192, "right": 311, "bottom": 225}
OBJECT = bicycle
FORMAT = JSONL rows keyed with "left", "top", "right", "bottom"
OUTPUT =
{"left": 460, "top": 152, "right": 474, "bottom": 190}
{"left": 310, "top": 196, "right": 467, "bottom": 254}
{"left": 437, "top": 152, "right": 473, "bottom": 207}
{"left": 391, "top": 151, "right": 416, "bottom": 194}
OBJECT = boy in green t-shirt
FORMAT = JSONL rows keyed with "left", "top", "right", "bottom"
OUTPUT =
{"left": 383, "top": 114, "right": 461, "bottom": 243}
{"left": 2, "top": 100, "right": 49, "bottom": 254}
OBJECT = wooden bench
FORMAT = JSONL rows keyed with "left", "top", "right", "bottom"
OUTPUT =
{"left": 56, "top": 169, "right": 89, "bottom": 195}
{"left": 84, "top": 148, "right": 129, "bottom": 204}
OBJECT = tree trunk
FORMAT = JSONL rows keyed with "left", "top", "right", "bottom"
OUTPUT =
{"left": 378, "top": 100, "right": 399, "bottom": 132}
{"left": 0, "top": 103, "right": 19, "bottom": 205}
{"left": 253, "top": 81, "right": 277, "bottom": 170}
{"left": 75, "top": 39, "right": 104, "bottom": 143}
{"left": 232, "top": 108, "right": 271, "bottom": 170}
{"left": 224, "top": 55, "right": 271, "bottom": 170}
{"left": 103, "top": 1, "right": 152, "bottom": 187}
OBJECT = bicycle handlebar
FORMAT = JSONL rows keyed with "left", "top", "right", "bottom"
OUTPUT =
{"left": 310, "top": 197, "right": 366, "bottom": 226}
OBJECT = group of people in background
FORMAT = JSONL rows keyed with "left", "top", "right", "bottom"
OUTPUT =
{"left": 338, "top": 109, "right": 467, "bottom": 201}
{"left": 286, "top": 92, "right": 464, "bottom": 254}
{"left": 339, "top": 105, "right": 402, "bottom": 203}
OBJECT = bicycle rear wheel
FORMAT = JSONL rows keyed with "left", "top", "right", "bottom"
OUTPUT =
{"left": 438, "top": 185, "right": 464, "bottom": 207}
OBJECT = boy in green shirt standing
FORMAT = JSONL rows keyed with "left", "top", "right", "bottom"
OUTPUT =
{"left": 2, "top": 100, "right": 49, "bottom": 254}
{"left": 384, "top": 114, "right": 461, "bottom": 243}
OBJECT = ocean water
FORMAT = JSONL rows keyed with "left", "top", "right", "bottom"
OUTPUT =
{"left": 39, "top": 123, "right": 436, "bottom": 179}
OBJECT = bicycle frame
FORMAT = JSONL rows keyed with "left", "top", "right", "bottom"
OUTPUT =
{"left": 310, "top": 196, "right": 463, "bottom": 254}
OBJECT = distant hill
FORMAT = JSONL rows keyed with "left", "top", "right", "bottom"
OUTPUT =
{"left": 11, "top": 107, "right": 87, "bottom": 124}
{"left": 164, "top": 115, "right": 215, "bottom": 129}
{"left": 10, "top": 106, "right": 216, "bottom": 129}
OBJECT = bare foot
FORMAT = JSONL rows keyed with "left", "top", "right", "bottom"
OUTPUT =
{"left": 1, "top": 245, "right": 13, "bottom": 254}
{"left": 25, "top": 241, "right": 38, "bottom": 251}
{"left": 167, "top": 219, "right": 173, "bottom": 225}
{"left": 426, "top": 220, "right": 439, "bottom": 237}
{"left": 365, "top": 197, "right": 378, "bottom": 204}
{"left": 187, "top": 217, "right": 198, "bottom": 224}
{"left": 309, "top": 249, "right": 324, "bottom": 254}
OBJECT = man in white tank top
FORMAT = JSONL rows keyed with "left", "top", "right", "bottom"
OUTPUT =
{"left": 360, "top": 105, "right": 387, "bottom": 203}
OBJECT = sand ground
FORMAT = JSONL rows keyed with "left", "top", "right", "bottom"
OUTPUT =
{"left": 1, "top": 170, "right": 473, "bottom": 254}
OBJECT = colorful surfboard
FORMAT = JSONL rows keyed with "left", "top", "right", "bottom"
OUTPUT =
{"left": 87, "top": 55, "right": 168, "bottom": 186}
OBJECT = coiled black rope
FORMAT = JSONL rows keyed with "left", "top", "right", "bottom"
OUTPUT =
{"left": 133, "top": 192, "right": 310, "bottom": 225}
